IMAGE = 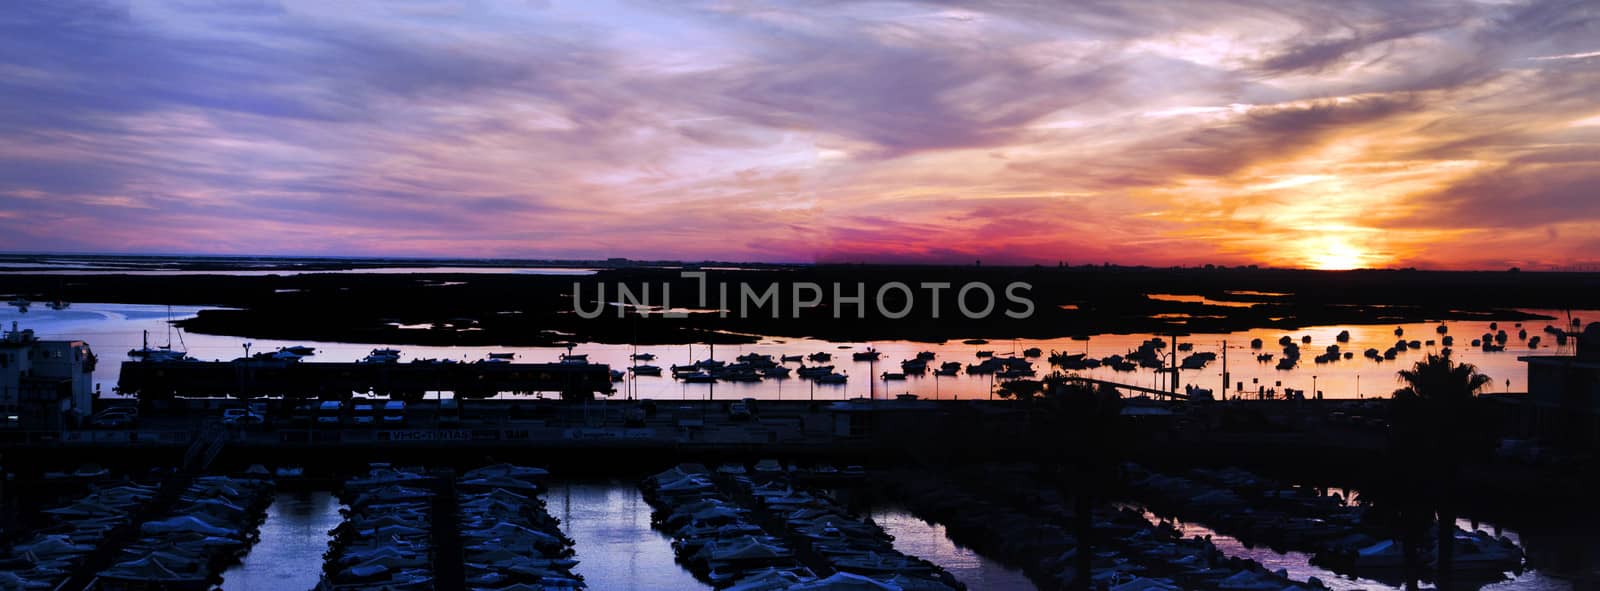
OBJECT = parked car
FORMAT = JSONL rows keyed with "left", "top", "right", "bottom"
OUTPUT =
{"left": 290, "top": 402, "right": 316, "bottom": 425}
{"left": 438, "top": 398, "right": 461, "bottom": 426}
{"left": 316, "top": 400, "right": 343, "bottom": 425}
{"left": 729, "top": 401, "right": 752, "bottom": 421}
{"left": 352, "top": 403, "right": 376, "bottom": 426}
{"left": 92, "top": 408, "right": 138, "bottom": 428}
{"left": 382, "top": 400, "right": 406, "bottom": 425}
{"left": 624, "top": 406, "right": 647, "bottom": 428}
{"left": 221, "top": 408, "right": 264, "bottom": 427}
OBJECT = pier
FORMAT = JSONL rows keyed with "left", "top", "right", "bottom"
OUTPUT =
{"left": 116, "top": 359, "right": 615, "bottom": 400}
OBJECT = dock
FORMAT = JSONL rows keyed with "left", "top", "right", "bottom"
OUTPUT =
{"left": 116, "top": 359, "right": 615, "bottom": 400}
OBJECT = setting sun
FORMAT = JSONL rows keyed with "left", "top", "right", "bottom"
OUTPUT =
{"left": 1303, "top": 236, "right": 1375, "bottom": 270}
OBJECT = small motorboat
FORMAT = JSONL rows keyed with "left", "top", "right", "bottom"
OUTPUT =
{"left": 815, "top": 373, "right": 848, "bottom": 384}
{"left": 679, "top": 371, "right": 716, "bottom": 383}
{"left": 361, "top": 348, "right": 401, "bottom": 363}
{"left": 796, "top": 365, "right": 836, "bottom": 377}
{"left": 275, "top": 466, "right": 305, "bottom": 478}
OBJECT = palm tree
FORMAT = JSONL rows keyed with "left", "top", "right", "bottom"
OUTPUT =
{"left": 1391, "top": 352, "right": 1492, "bottom": 589}
{"left": 1035, "top": 378, "right": 1124, "bottom": 589}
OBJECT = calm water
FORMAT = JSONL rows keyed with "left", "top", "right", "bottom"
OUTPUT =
{"left": 870, "top": 508, "right": 1039, "bottom": 590}
{"left": 220, "top": 490, "right": 343, "bottom": 591}
{"left": 550, "top": 481, "right": 709, "bottom": 590}
{"left": 2, "top": 302, "right": 1586, "bottom": 400}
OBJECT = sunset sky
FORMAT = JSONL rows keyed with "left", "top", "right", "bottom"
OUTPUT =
{"left": 2, "top": 1, "right": 1597, "bottom": 269}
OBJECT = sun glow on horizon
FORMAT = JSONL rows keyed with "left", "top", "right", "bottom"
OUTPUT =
{"left": 1303, "top": 235, "right": 1377, "bottom": 270}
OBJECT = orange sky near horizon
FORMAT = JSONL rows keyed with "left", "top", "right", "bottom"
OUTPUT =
{"left": 1, "top": 1, "right": 1597, "bottom": 270}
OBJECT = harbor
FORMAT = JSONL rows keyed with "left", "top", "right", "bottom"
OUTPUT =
{"left": 0, "top": 345, "right": 1595, "bottom": 590}
{"left": 1, "top": 273, "right": 1598, "bottom": 590}
{"left": 7, "top": 0, "right": 1600, "bottom": 583}
{"left": 0, "top": 297, "right": 1598, "bottom": 589}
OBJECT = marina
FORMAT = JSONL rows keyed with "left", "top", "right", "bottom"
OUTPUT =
{"left": 8, "top": 0, "right": 1600, "bottom": 585}
{"left": 2, "top": 459, "right": 1590, "bottom": 591}
{"left": 1, "top": 270, "right": 1597, "bottom": 591}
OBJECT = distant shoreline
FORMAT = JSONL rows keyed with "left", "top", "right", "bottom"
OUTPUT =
{"left": 3, "top": 259, "right": 1594, "bottom": 347}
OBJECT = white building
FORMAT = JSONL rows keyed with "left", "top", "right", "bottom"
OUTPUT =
{"left": 0, "top": 321, "right": 96, "bottom": 427}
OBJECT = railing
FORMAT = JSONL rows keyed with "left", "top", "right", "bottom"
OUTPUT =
{"left": 0, "top": 428, "right": 195, "bottom": 447}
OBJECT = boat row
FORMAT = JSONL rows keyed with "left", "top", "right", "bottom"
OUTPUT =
{"left": 1, "top": 479, "right": 162, "bottom": 590}
{"left": 876, "top": 466, "right": 1334, "bottom": 591}
{"left": 1123, "top": 464, "right": 1524, "bottom": 581}
{"left": 726, "top": 467, "right": 964, "bottom": 590}
{"left": 961, "top": 356, "right": 1036, "bottom": 377}
{"left": 456, "top": 464, "right": 584, "bottom": 589}
{"left": 642, "top": 463, "right": 960, "bottom": 590}
{"left": 319, "top": 465, "right": 438, "bottom": 590}
{"left": 641, "top": 464, "right": 809, "bottom": 587}
{"left": 98, "top": 472, "right": 276, "bottom": 589}
{"left": 668, "top": 359, "right": 847, "bottom": 384}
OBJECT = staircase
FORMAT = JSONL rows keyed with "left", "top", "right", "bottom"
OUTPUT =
{"left": 182, "top": 419, "right": 227, "bottom": 473}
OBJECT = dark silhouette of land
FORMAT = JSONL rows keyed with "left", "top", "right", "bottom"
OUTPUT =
{"left": 2, "top": 255, "right": 1596, "bottom": 346}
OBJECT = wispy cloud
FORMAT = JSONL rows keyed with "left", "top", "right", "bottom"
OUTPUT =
{"left": 0, "top": 0, "right": 1596, "bottom": 269}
